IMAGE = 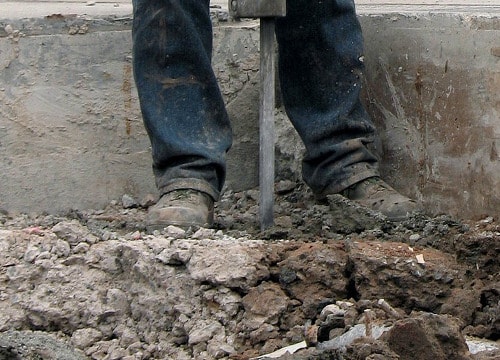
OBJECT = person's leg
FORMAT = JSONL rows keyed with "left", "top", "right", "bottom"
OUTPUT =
{"left": 132, "top": 0, "right": 232, "bottom": 227}
{"left": 276, "top": 0, "right": 420, "bottom": 219}
{"left": 132, "top": 0, "right": 231, "bottom": 202}
{"left": 276, "top": 0, "right": 378, "bottom": 196}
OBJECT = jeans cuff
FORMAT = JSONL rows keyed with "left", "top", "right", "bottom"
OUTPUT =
{"left": 316, "top": 169, "right": 380, "bottom": 199}
{"left": 158, "top": 178, "right": 219, "bottom": 201}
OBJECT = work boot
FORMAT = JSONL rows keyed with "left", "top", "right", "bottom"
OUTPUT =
{"left": 146, "top": 190, "right": 214, "bottom": 230}
{"left": 340, "top": 177, "right": 421, "bottom": 220}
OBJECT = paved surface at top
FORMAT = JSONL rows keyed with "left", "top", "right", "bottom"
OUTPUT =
{"left": 1, "top": 1, "right": 500, "bottom": 19}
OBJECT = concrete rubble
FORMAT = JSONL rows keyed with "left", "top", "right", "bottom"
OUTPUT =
{"left": 0, "top": 185, "right": 499, "bottom": 359}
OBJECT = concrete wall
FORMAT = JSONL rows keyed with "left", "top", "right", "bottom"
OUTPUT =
{"left": 0, "top": 8, "right": 498, "bottom": 219}
{"left": 359, "top": 11, "right": 500, "bottom": 218}
{"left": 0, "top": 23, "right": 149, "bottom": 213}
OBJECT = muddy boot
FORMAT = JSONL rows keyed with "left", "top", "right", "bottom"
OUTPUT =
{"left": 340, "top": 177, "right": 422, "bottom": 220}
{"left": 146, "top": 190, "right": 214, "bottom": 230}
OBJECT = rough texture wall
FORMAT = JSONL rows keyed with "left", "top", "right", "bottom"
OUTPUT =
{"left": 0, "top": 26, "right": 149, "bottom": 213}
{"left": 360, "top": 12, "right": 500, "bottom": 219}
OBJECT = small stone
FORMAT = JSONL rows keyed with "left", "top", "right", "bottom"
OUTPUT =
{"left": 77, "top": 24, "right": 89, "bottom": 35}
{"left": 188, "top": 243, "right": 269, "bottom": 289}
{"left": 36, "top": 251, "right": 51, "bottom": 260}
{"left": 72, "top": 328, "right": 103, "bottom": 349}
{"left": 188, "top": 321, "right": 222, "bottom": 345}
{"left": 246, "top": 189, "right": 259, "bottom": 201}
{"left": 24, "top": 246, "right": 41, "bottom": 263}
{"left": 51, "top": 239, "right": 71, "bottom": 257}
{"left": 68, "top": 26, "right": 78, "bottom": 35}
{"left": 165, "top": 225, "right": 186, "bottom": 238}
{"left": 305, "top": 324, "right": 319, "bottom": 346}
{"left": 479, "top": 216, "right": 494, "bottom": 224}
{"left": 140, "top": 193, "right": 156, "bottom": 208}
{"left": 207, "top": 342, "right": 235, "bottom": 358}
{"left": 61, "top": 255, "right": 85, "bottom": 266}
{"left": 275, "top": 215, "right": 293, "bottom": 228}
{"left": 336, "top": 300, "right": 355, "bottom": 309}
{"left": 211, "top": 288, "right": 241, "bottom": 317}
{"left": 409, "top": 234, "right": 421, "bottom": 242}
{"left": 126, "top": 231, "right": 142, "bottom": 240}
{"left": 122, "top": 194, "right": 138, "bottom": 209}
{"left": 101, "top": 230, "right": 113, "bottom": 241}
{"left": 242, "top": 282, "right": 288, "bottom": 326}
{"left": 114, "top": 325, "right": 139, "bottom": 347}
{"left": 152, "top": 229, "right": 161, "bottom": 237}
{"left": 276, "top": 180, "right": 296, "bottom": 194}
{"left": 157, "top": 247, "right": 192, "bottom": 265}
{"left": 107, "top": 288, "right": 130, "bottom": 315}
{"left": 73, "top": 242, "right": 90, "bottom": 254}
{"left": 143, "top": 236, "right": 171, "bottom": 255}
{"left": 107, "top": 347, "right": 128, "bottom": 360}
{"left": 23, "top": 226, "right": 44, "bottom": 235}
{"left": 279, "top": 267, "right": 297, "bottom": 285}
{"left": 320, "top": 304, "right": 346, "bottom": 319}
{"left": 192, "top": 227, "right": 216, "bottom": 239}
{"left": 4, "top": 24, "right": 13, "bottom": 34}
{"left": 52, "top": 220, "right": 98, "bottom": 245}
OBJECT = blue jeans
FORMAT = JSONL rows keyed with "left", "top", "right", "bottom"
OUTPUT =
{"left": 132, "top": 0, "right": 379, "bottom": 200}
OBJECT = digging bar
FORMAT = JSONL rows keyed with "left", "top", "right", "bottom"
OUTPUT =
{"left": 229, "top": 0, "right": 287, "bottom": 230}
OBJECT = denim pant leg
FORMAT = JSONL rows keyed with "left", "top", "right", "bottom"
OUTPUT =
{"left": 132, "top": 0, "right": 232, "bottom": 200}
{"left": 276, "top": 0, "right": 380, "bottom": 197}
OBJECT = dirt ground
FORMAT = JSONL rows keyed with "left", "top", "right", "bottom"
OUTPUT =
{"left": 0, "top": 182, "right": 499, "bottom": 359}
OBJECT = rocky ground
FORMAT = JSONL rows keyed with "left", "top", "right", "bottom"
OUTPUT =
{"left": 0, "top": 181, "right": 499, "bottom": 359}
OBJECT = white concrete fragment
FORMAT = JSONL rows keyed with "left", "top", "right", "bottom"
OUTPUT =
{"left": 466, "top": 337, "right": 500, "bottom": 354}
{"left": 71, "top": 328, "right": 103, "bottom": 349}
{"left": 320, "top": 304, "right": 346, "bottom": 318}
{"left": 409, "top": 234, "right": 421, "bottom": 241}
{"left": 251, "top": 341, "right": 307, "bottom": 359}
{"left": 317, "top": 323, "right": 393, "bottom": 351}
{"left": 165, "top": 225, "right": 186, "bottom": 238}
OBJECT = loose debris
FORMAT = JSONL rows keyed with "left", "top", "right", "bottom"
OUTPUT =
{"left": 0, "top": 182, "right": 499, "bottom": 359}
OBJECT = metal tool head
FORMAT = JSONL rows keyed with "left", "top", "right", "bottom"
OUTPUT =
{"left": 229, "top": 0, "right": 286, "bottom": 18}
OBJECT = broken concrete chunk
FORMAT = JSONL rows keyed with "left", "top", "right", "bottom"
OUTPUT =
{"left": 381, "top": 313, "right": 472, "bottom": 360}
{"left": 251, "top": 340, "right": 307, "bottom": 359}
{"left": 164, "top": 225, "right": 186, "bottom": 238}
{"left": 320, "top": 304, "right": 346, "bottom": 319}
{"left": 121, "top": 194, "right": 138, "bottom": 209}
{"left": 52, "top": 220, "right": 99, "bottom": 245}
{"left": 188, "top": 320, "right": 223, "bottom": 345}
{"left": 187, "top": 241, "right": 269, "bottom": 289}
{"left": 242, "top": 282, "right": 289, "bottom": 327}
{"left": 71, "top": 328, "right": 103, "bottom": 350}
{"left": 416, "top": 253, "right": 426, "bottom": 264}
{"left": 156, "top": 246, "right": 193, "bottom": 265}
{"left": 318, "top": 323, "right": 393, "bottom": 351}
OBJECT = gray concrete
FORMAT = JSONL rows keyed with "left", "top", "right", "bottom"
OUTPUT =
{"left": 359, "top": 9, "right": 500, "bottom": 218}
{"left": 0, "top": 2, "right": 499, "bottom": 219}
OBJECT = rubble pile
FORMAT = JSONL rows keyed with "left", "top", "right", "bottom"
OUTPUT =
{"left": 0, "top": 183, "right": 498, "bottom": 359}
